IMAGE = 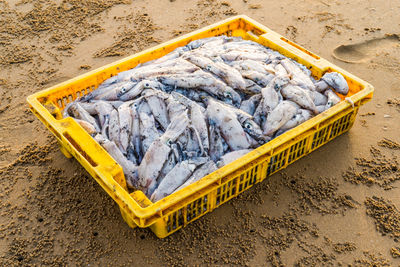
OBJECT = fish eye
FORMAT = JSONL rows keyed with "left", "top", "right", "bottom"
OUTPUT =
{"left": 224, "top": 92, "right": 232, "bottom": 99}
{"left": 144, "top": 82, "right": 150, "bottom": 88}
{"left": 166, "top": 139, "right": 172, "bottom": 146}
{"left": 245, "top": 123, "right": 252, "bottom": 129}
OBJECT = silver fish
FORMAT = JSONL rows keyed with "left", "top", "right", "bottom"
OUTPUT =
{"left": 221, "top": 51, "right": 270, "bottom": 61}
{"left": 274, "top": 63, "right": 288, "bottom": 76}
{"left": 146, "top": 152, "right": 176, "bottom": 197}
{"left": 209, "top": 123, "right": 224, "bottom": 162}
{"left": 184, "top": 53, "right": 246, "bottom": 90}
{"left": 173, "top": 88, "right": 210, "bottom": 104}
{"left": 90, "top": 100, "right": 124, "bottom": 109}
{"left": 242, "top": 79, "right": 262, "bottom": 95}
{"left": 79, "top": 102, "right": 97, "bottom": 115}
{"left": 166, "top": 97, "right": 187, "bottom": 122}
{"left": 151, "top": 157, "right": 208, "bottom": 201}
{"left": 158, "top": 152, "right": 176, "bottom": 182}
{"left": 101, "top": 115, "right": 110, "bottom": 139}
{"left": 143, "top": 90, "right": 170, "bottom": 131}
{"left": 186, "top": 126, "right": 203, "bottom": 156}
{"left": 132, "top": 64, "right": 199, "bottom": 81}
{"left": 261, "top": 77, "right": 285, "bottom": 111}
{"left": 95, "top": 82, "right": 134, "bottom": 101}
{"left": 314, "top": 80, "right": 329, "bottom": 93}
{"left": 69, "top": 102, "right": 100, "bottom": 132}
{"left": 173, "top": 160, "right": 217, "bottom": 193}
{"left": 74, "top": 118, "right": 98, "bottom": 135}
{"left": 208, "top": 97, "right": 262, "bottom": 140}
{"left": 253, "top": 76, "right": 289, "bottom": 125}
{"left": 118, "top": 103, "right": 133, "bottom": 154}
{"left": 171, "top": 91, "right": 206, "bottom": 112}
{"left": 310, "top": 90, "right": 328, "bottom": 106}
{"left": 119, "top": 80, "right": 160, "bottom": 101}
{"left": 320, "top": 72, "right": 349, "bottom": 95}
{"left": 316, "top": 105, "right": 328, "bottom": 113}
{"left": 138, "top": 112, "right": 189, "bottom": 191}
{"left": 97, "top": 136, "right": 138, "bottom": 189}
{"left": 207, "top": 100, "right": 250, "bottom": 151}
{"left": 186, "top": 36, "right": 226, "bottom": 50}
{"left": 280, "top": 59, "right": 315, "bottom": 90}
{"left": 240, "top": 94, "right": 262, "bottom": 116}
{"left": 263, "top": 101, "right": 298, "bottom": 136}
{"left": 241, "top": 71, "right": 274, "bottom": 87}
{"left": 325, "top": 89, "right": 341, "bottom": 108}
{"left": 108, "top": 109, "right": 122, "bottom": 150}
{"left": 93, "top": 101, "right": 114, "bottom": 127}
{"left": 281, "top": 84, "right": 318, "bottom": 114}
{"left": 159, "top": 70, "right": 241, "bottom": 107}
{"left": 240, "top": 116, "right": 264, "bottom": 140}
{"left": 129, "top": 105, "right": 142, "bottom": 162}
{"left": 217, "top": 149, "right": 252, "bottom": 167}
{"left": 139, "top": 112, "right": 160, "bottom": 153}
{"left": 230, "top": 59, "right": 276, "bottom": 75}
{"left": 280, "top": 109, "right": 313, "bottom": 131}
{"left": 190, "top": 104, "right": 209, "bottom": 155}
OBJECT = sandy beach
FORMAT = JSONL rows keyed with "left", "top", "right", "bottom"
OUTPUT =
{"left": 0, "top": 0, "right": 399, "bottom": 265}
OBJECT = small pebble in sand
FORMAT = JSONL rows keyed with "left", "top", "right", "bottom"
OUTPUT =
{"left": 80, "top": 65, "right": 91, "bottom": 70}
{"left": 249, "top": 4, "right": 261, "bottom": 9}
{"left": 391, "top": 247, "right": 400, "bottom": 258}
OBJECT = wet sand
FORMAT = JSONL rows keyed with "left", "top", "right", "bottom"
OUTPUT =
{"left": 0, "top": 0, "right": 399, "bottom": 265}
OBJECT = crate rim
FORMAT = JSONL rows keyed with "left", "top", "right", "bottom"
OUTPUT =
{"left": 26, "top": 15, "right": 374, "bottom": 225}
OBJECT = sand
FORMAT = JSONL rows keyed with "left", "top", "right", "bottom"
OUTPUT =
{"left": 0, "top": 0, "right": 399, "bottom": 265}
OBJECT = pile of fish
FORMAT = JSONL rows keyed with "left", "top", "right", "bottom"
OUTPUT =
{"left": 63, "top": 36, "right": 350, "bottom": 202}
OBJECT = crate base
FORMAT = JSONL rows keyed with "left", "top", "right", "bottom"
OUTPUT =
{"left": 120, "top": 206, "right": 137, "bottom": 229}
{"left": 58, "top": 142, "right": 72, "bottom": 158}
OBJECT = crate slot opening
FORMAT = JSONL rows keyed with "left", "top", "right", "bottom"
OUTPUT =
{"left": 63, "top": 132, "right": 98, "bottom": 167}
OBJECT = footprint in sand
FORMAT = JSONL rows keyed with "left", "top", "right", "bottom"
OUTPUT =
{"left": 332, "top": 34, "right": 400, "bottom": 63}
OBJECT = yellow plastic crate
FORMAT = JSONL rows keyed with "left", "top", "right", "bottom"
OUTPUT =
{"left": 27, "top": 15, "right": 374, "bottom": 238}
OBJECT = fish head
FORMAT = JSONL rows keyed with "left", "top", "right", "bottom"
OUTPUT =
{"left": 243, "top": 118, "right": 263, "bottom": 138}
{"left": 326, "top": 100, "right": 334, "bottom": 108}
{"left": 322, "top": 72, "right": 349, "bottom": 95}
{"left": 68, "top": 103, "right": 80, "bottom": 118}
{"left": 143, "top": 80, "right": 163, "bottom": 90}
{"left": 130, "top": 97, "right": 143, "bottom": 111}
{"left": 222, "top": 88, "right": 241, "bottom": 108}
{"left": 94, "top": 133, "right": 107, "bottom": 144}
{"left": 273, "top": 75, "right": 290, "bottom": 91}
{"left": 117, "top": 82, "right": 136, "bottom": 98}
